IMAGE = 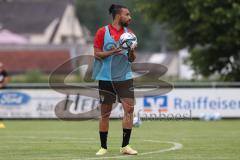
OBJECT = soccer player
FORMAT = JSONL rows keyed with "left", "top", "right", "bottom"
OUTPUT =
{"left": 92, "top": 4, "right": 137, "bottom": 156}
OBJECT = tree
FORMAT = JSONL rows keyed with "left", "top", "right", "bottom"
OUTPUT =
{"left": 137, "top": 0, "right": 240, "bottom": 81}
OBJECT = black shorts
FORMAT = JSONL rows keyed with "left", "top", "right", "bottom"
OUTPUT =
{"left": 98, "top": 79, "right": 134, "bottom": 104}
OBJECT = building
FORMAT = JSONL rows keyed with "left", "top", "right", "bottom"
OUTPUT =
{"left": 0, "top": 0, "right": 93, "bottom": 75}
{"left": 0, "top": 46, "right": 73, "bottom": 74}
{"left": 0, "top": 0, "right": 91, "bottom": 45}
{"left": 136, "top": 50, "right": 195, "bottom": 79}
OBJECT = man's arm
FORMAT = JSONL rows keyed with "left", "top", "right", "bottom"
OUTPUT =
{"left": 128, "top": 48, "right": 136, "bottom": 62}
{"left": 94, "top": 47, "right": 122, "bottom": 59}
{"left": 94, "top": 27, "right": 123, "bottom": 59}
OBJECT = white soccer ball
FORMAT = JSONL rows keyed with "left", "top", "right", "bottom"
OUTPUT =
{"left": 133, "top": 116, "right": 142, "bottom": 128}
{"left": 213, "top": 112, "right": 222, "bottom": 120}
{"left": 199, "top": 112, "right": 222, "bottom": 121}
{"left": 119, "top": 32, "right": 137, "bottom": 50}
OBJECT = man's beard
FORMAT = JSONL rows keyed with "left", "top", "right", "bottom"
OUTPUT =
{"left": 119, "top": 20, "right": 128, "bottom": 27}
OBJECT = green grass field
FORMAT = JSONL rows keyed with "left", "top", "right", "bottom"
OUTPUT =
{"left": 0, "top": 120, "right": 240, "bottom": 160}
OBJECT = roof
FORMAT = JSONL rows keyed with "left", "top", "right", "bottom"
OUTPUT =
{"left": 0, "top": 29, "right": 27, "bottom": 44}
{"left": 0, "top": 49, "right": 73, "bottom": 74}
{"left": 0, "top": 0, "right": 74, "bottom": 34}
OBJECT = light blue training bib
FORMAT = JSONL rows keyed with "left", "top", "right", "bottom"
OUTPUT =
{"left": 92, "top": 25, "right": 132, "bottom": 81}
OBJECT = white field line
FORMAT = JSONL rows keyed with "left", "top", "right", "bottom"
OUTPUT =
{"left": 72, "top": 140, "right": 183, "bottom": 160}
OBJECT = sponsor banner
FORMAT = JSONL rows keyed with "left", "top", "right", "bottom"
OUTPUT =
{"left": 0, "top": 90, "right": 63, "bottom": 118}
{"left": 0, "top": 88, "right": 240, "bottom": 118}
{"left": 139, "top": 89, "right": 240, "bottom": 118}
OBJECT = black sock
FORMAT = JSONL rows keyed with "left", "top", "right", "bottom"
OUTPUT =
{"left": 99, "top": 131, "right": 108, "bottom": 149}
{"left": 122, "top": 128, "right": 132, "bottom": 147}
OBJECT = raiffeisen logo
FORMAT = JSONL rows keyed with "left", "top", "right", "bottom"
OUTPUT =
{"left": 174, "top": 96, "right": 240, "bottom": 110}
{"left": 0, "top": 92, "right": 30, "bottom": 106}
{"left": 143, "top": 96, "right": 168, "bottom": 112}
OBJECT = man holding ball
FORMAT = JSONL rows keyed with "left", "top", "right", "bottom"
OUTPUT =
{"left": 92, "top": 4, "right": 137, "bottom": 156}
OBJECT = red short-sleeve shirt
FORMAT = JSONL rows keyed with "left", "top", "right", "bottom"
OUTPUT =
{"left": 94, "top": 24, "right": 133, "bottom": 50}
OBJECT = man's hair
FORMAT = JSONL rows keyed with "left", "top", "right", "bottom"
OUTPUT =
{"left": 109, "top": 4, "right": 127, "bottom": 19}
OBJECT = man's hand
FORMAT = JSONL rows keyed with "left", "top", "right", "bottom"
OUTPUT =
{"left": 130, "top": 41, "right": 137, "bottom": 51}
{"left": 128, "top": 47, "right": 136, "bottom": 62}
{"left": 110, "top": 46, "right": 122, "bottom": 54}
{"left": 94, "top": 46, "right": 122, "bottom": 59}
{"left": 126, "top": 40, "right": 137, "bottom": 62}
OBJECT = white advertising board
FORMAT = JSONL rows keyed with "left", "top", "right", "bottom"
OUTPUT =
{"left": 0, "top": 88, "right": 239, "bottom": 118}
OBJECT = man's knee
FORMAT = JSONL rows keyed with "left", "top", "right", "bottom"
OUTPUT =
{"left": 100, "top": 104, "right": 112, "bottom": 120}
{"left": 101, "top": 112, "right": 111, "bottom": 120}
{"left": 125, "top": 106, "right": 134, "bottom": 114}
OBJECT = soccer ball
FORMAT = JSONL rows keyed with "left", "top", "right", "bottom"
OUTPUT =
{"left": 133, "top": 116, "right": 142, "bottom": 128}
{"left": 119, "top": 32, "right": 137, "bottom": 50}
{"left": 199, "top": 112, "right": 222, "bottom": 121}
